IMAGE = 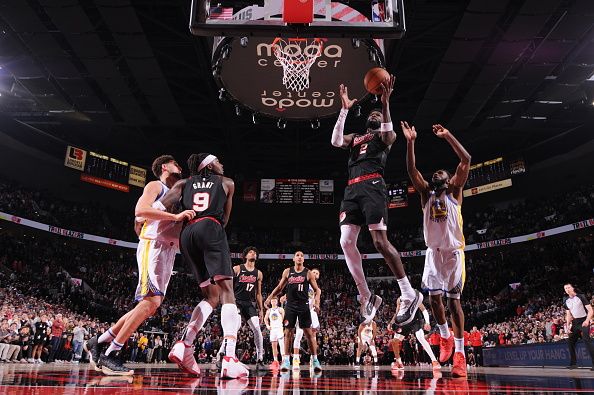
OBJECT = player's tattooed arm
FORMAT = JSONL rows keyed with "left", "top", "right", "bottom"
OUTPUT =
{"left": 402, "top": 122, "right": 430, "bottom": 205}
{"left": 379, "top": 75, "right": 397, "bottom": 146}
{"left": 135, "top": 179, "right": 194, "bottom": 222}
{"left": 222, "top": 177, "right": 235, "bottom": 227}
{"left": 257, "top": 270, "right": 264, "bottom": 322}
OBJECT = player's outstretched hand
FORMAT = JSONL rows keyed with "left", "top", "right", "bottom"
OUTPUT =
{"left": 339, "top": 84, "right": 357, "bottom": 109}
{"left": 174, "top": 210, "right": 196, "bottom": 222}
{"left": 380, "top": 74, "right": 395, "bottom": 104}
{"left": 432, "top": 124, "right": 450, "bottom": 138}
{"left": 400, "top": 121, "right": 417, "bottom": 142}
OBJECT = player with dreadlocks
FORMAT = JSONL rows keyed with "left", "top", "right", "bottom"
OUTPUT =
{"left": 157, "top": 153, "right": 248, "bottom": 379}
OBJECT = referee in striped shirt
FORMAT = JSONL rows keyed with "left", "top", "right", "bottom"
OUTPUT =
{"left": 563, "top": 283, "right": 594, "bottom": 370}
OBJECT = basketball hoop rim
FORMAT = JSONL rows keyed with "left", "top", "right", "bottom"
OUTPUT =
{"left": 272, "top": 37, "right": 324, "bottom": 65}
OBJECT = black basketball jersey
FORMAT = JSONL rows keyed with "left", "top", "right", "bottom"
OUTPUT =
{"left": 181, "top": 174, "right": 226, "bottom": 223}
{"left": 234, "top": 264, "right": 258, "bottom": 302}
{"left": 286, "top": 266, "right": 310, "bottom": 308}
{"left": 347, "top": 132, "right": 390, "bottom": 179}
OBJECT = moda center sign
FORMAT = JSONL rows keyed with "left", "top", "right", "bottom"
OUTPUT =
{"left": 212, "top": 37, "right": 384, "bottom": 120}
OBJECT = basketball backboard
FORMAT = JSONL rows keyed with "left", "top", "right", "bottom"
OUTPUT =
{"left": 204, "top": 0, "right": 399, "bottom": 121}
{"left": 190, "top": 0, "right": 405, "bottom": 38}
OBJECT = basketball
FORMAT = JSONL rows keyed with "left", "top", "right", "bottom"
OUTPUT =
{"left": 364, "top": 67, "right": 390, "bottom": 95}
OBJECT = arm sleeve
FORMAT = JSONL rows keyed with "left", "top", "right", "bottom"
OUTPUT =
{"left": 422, "top": 309, "right": 430, "bottom": 324}
{"left": 331, "top": 109, "right": 348, "bottom": 147}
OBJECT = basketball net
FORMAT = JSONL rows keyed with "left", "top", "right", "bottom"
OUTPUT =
{"left": 272, "top": 37, "right": 323, "bottom": 92}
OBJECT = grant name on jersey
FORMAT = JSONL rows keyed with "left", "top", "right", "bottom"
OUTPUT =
{"left": 193, "top": 181, "right": 214, "bottom": 189}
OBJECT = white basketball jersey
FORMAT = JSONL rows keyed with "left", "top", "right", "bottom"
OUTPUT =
{"left": 269, "top": 307, "right": 283, "bottom": 329}
{"left": 422, "top": 191, "right": 465, "bottom": 250}
{"left": 139, "top": 182, "right": 182, "bottom": 243}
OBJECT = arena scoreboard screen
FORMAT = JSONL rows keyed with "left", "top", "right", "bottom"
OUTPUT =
{"left": 64, "top": 146, "right": 147, "bottom": 193}
{"left": 463, "top": 156, "right": 526, "bottom": 197}
{"left": 386, "top": 181, "right": 408, "bottom": 208}
{"left": 260, "top": 179, "right": 334, "bottom": 204}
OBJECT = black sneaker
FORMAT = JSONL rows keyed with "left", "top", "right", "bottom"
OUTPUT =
{"left": 256, "top": 359, "right": 265, "bottom": 370}
{"left": 566, "top": 364, "right": 577, "bottom": 369}
{"left": 395, "top": 290, "right": 423, "bottom": 326}
{"left": 100, "top": 353, "right": 134, "bottom": 376}
{"left": 84, "top": 336, "right": 102, "bottom": 372}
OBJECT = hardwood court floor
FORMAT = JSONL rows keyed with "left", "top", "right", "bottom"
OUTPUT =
{"left": 1, "top": 362, "right": 593, "bottom": 394}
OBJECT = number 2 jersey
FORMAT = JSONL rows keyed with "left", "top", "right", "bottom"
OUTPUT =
{"left": 347, "top": 132, "right": 390, "bottom": 179}
{"left": 181, "top": 174, "right": 227, "bottom": 223}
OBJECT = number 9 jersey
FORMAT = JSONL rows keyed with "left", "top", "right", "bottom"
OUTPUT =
{"left": 179, "top": 173, "right": 233, "bottom": 287}
{"left": 181, "top": 174, "right": 226, "bottom": 223}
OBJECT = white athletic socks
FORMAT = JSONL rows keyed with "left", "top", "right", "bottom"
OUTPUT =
{"left": 105, "top": 340, "right": 123, "bottom": 356}
{"left": 248, "top": 316, "right": 264, "bottom": 360}
{"left": 396, "top": 277, "right": 415, "bottom": 301}
{"left": 183, "top": 301, "right": 214, "bottom": 346}
{"left": 98, "top": 328, "right": 116, "bottom": 344}
{"left": 454, "top": 338, "right": 465, "bottom": 354}
{"left": 221, "top": 304, "right": 240, "bottom": 357}
{"left": 438, "top": 323, "right": 451, "bottom": 339}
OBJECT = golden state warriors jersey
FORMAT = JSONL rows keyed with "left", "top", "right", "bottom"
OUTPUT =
{"left": 139, "top": 182, "right": 182, "bottom": 243}
{"left": 422, "top": 191, "right": 465, "bottom": 250}
{"left": 269, "top": 307, "right": 283, "bottom": 329}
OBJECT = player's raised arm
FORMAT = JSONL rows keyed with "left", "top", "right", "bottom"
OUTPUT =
{"left": 402, "top": 121, "right": 430, "bottom": 204}
{"left": 331, "top": 84, "right": 356, "bottom": 149}
{"left": 379, "top": 75, "right": 397, "bottom": 147}
{"left": 222, "top": 177, "right": 235, "bottom": 227}
{"left": 135, "top": 179, "right": 194, "bottom": 222}
{"left": 433, "top": 124, "right": 471, "bottom": 200}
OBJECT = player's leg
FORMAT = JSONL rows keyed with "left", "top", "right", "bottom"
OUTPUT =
{"left": 245, "top": 305, "right": 264, "bottom": 365}
{"left": 414, "top": 329, "right": 439, "bottom": 369}
{"left": 444, "top": 249, "right": 466, "bottom": 377}
{"left": 300, "top": 309, "right": 320, "bottom": 371}
{"left": 282, "top": 308, "right": 298, "bottom": 372}
{"left": 363, "top": 185, "right": 420, "bottom": 325}
{"left": 390, "top": 336, "right": 404, "bottom": 370}
{"left": 293, "top": 325, "right": 304, "bottom": 355}
{"left": 368, "top": 340, "right": 378, "bottom": 365}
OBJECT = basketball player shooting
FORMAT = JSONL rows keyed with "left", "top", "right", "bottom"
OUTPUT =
{"left": 332, "top": 76, "right": 422, "bottom": 326}
{"left": 401, "top": 121, "right": 471, "bottom": 378}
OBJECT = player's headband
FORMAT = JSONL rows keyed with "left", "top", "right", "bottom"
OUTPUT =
{"left": 198, "top": 154, "right": 217, "bottom": 171}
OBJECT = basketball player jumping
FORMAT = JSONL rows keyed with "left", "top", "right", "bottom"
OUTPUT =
{"left": 402, "top": 121, "right": 471, "bottom": 378}
{"left": 155, "top": 153, "right": 248, "bottom": 379}
{"left": 264, "top": 251, "right": 322, "bottom": 372}
{"left": 264, "top": 296, "right": 285, "bottom": 369}
{"left": 217, "top": 246, "right": 265, "bottom": 369}
{"left": 292, "top": 268, "right": 321, "bottom": 370}
{"left": 332, "top": 77, "right": 422, "bottom": 325}
{"left": 85, "top": 155, "right": 195, "bottom": 376}
{"left": 356, "top": 320, "right": 378, "bottom": 367}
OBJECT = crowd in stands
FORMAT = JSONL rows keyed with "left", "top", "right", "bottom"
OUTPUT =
{"left": 1, "top": 177, "right": 592, "bottom": 253}
{"left": 0, "top": 177, "right": 593, "bottom": 366}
